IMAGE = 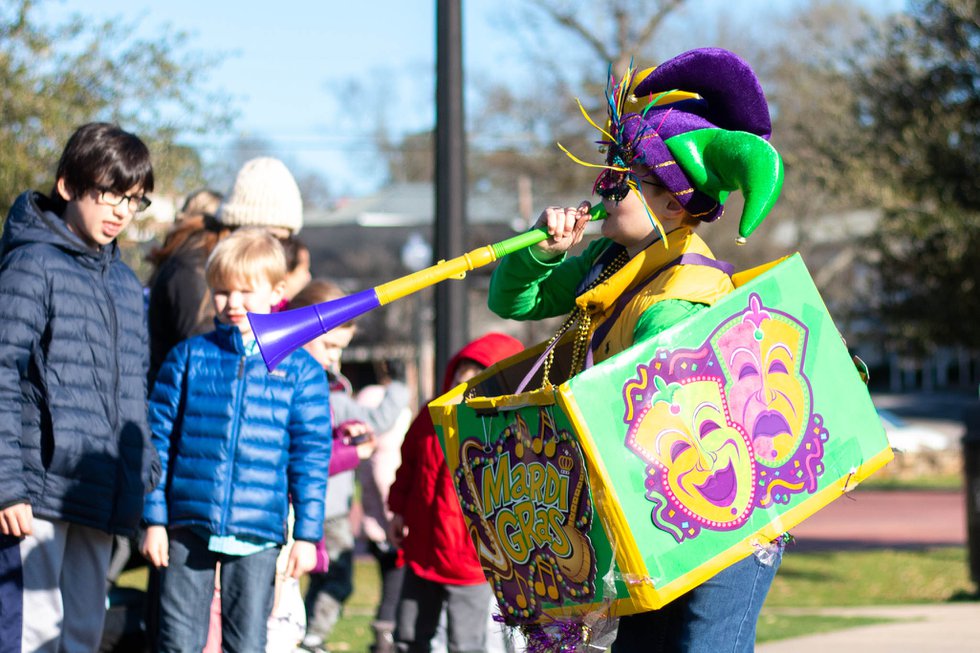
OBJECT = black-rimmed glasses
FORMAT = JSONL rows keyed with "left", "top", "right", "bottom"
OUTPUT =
{"left": 98, "top": 187, "right": 151, "bottom": 213}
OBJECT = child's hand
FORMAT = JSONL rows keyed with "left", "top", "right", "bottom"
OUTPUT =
{"left": 342, "top": 422, "right": 377, "bottom": 460}
{"left": 0, "top": 503, "right": 33, "bottom": 537}
{"left": 388, "top": 513, "right": 407, "bottom": 548}
{"left": 141, "top": 525, "right": 170, "bottom": 568}
{"left": 533, "top": 203, "right": 592, "bottom": 258}
{"left": 355, "top": 438, "right": 377, "bottom": 460}
{"left": 285, "top": 540, "right": 317, "bottom": 579}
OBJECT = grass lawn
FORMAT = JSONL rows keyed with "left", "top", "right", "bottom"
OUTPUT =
{"left": 756, "top": 612, "right": 891, "bottom": 643}
{"left": 118, "top": 466, "right": 975, "bottom": 649}
{"left": 119, "top": 545, "right": 975, "bottom": 649}
{"left": 325, "top": 560, "right": 381, "bottom": 651}
{"left": 328, "top": 547, "right": 978, "bottom": 647}
{"left": 765, "top": 546, "right": 972, "bottom": 608}
{"left": 119, "top": 546, "right": 976, "bottom": 653}
{"left": 860, "top": 472, "right": 963, "bottom": 491}
{"left": 757, "top": 545, "right": 975, "bottom": 642}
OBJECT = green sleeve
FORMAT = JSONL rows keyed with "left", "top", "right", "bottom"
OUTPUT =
{"left": 488, "top": 239, "right": 612, "bottom": 321}
{"left": 634, "top": 299, "right": 707, "bottom": 341}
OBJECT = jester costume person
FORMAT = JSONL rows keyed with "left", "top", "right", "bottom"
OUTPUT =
{"left": 488, "top": 48, "right": 784, "bottom": 652}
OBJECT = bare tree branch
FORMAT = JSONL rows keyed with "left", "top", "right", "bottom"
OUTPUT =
{"left": 526, "top": 0, "right": 616, "bottom": 63}
{"left": 629, "top": 0, "right": 686, "bottom": 55}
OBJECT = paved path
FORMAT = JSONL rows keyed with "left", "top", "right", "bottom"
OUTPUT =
{"left": 756, "top": 488, "right": 978, "bottom": 652}
{"left": 756, "top": 603, "right": 980, "bottom": 652}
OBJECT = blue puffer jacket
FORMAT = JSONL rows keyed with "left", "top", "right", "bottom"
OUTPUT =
{"left": 143, "top": 323, "right": 332, "bottom": 544}
{"left": 0, "top": 191, "right": 160, "bottom": 537}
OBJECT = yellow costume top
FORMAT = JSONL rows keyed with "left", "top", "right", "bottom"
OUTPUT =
{"left": 488, "top": 227, "right": 734, "bottom": 365}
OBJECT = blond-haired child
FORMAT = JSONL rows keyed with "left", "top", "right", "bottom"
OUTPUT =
{"left": 141, "top": 228, "right": 332, "bottom": 652}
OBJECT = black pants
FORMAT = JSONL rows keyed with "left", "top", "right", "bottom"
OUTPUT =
{"left": 305, "top": 547, "right": 354, "bottom": 639}
{"left": 369, "top": 541, "right": 405, "bottom": 623}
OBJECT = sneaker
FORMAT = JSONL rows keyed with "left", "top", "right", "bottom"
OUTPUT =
{"left": 370, "top": 621, "right": 396, "bottom": 653}
{"left": 300, "top": 633, "right": 329, "bottom": 653}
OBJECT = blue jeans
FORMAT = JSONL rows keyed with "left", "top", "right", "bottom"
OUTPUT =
{"left": 612, "top": 548, "right": 783, "bottom": 653}
{"left": 156, "top": 528, "right": 280, "bottom": 653}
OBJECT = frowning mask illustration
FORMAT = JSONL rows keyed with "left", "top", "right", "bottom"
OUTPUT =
{"left": 715, "top": 294, "right": 807, "bottom": 464}
{"left": 713, "top": 293, "right": 827, "bottom": 506}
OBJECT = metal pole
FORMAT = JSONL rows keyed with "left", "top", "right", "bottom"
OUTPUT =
{"left": 434, "top": 0, "right": 467, "bottom": 387}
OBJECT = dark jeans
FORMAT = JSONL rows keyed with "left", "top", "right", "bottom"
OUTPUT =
{"left": 156, "top": 528, "right": 279, "bottom": 653}
{"left": 306, "top": 547, "right": 354, "bottom": 605}
{"left": 0, "top": 535, "right": 23, "bottom": 653}
{"left": 612, "top": 549, "right": 783, "bottom": 653}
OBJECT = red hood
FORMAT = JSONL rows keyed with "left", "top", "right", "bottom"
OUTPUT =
{"left": 442, "top": 332, "right": 524, "bottom": 392}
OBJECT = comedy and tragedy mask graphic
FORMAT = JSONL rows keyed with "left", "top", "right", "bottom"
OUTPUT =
{"left": 453, "top": 408, "right": 598, "bottom": 624}
{"left": 623, "top": 294, "right": 829, "bottom": 541}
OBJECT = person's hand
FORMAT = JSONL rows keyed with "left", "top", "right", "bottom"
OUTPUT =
{"left": 342, "top": 422, "right": 377, "bottom": 460}
{"left": 388, "top": 513, "right": 407, "bottom": 548}
{"left": 532, "top": 203, "right": 592, "bottom": 259}
{"left": 355, "top": 437, "right": 377, "bottom": 460}
{"left": 140, "top": 525, "right": 170, "bottom": 568}
{"left": 285, "top": 540, "right": 317, "bottom": 578}
{"left": 0, "top": 503, "right": 33, "bottom": 537}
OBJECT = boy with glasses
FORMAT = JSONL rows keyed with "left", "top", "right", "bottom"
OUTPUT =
{"left": 0, "top": 122, "right": 162, "bottom": 651}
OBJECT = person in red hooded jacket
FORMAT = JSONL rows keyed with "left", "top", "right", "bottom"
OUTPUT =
{"left": 388, "top": 332, "right": 524, "bottom": 653}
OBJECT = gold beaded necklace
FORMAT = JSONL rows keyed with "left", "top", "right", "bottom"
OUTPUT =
{"left": 540, "top": 248, "right": 630, "bottom": 388}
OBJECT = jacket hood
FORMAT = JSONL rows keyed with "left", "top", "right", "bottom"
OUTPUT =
{"left": 1, "top": 191, "right": 118, "bottom": 266}
{"left": 442, "top": 332, "right": 525, "bottom": 393}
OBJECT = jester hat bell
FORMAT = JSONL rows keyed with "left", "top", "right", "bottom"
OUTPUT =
{"left": 580, "top": 48, "right": 784, "bottom": 243}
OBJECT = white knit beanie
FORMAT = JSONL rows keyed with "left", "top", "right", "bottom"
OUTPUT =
{"left": 217, "top": 157, "right": 303, "bottom": 234}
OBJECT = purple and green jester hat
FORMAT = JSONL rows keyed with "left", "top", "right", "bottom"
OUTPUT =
{"left": 561, "top": 47, "right": 784, "bottom": 244}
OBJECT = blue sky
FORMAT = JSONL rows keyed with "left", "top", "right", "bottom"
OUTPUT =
{"left": 45, "top": 0, "right": 525, "bottom": 195}
{"left": 43, "top": 0, "right": 904, "bottom": 198}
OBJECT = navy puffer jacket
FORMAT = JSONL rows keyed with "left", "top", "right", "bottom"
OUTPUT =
{"left": 143, "top": 323, "right": 332, "bottom": 544}
{"left": 0, "top": 191, "right": 160, "bottom": 537}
